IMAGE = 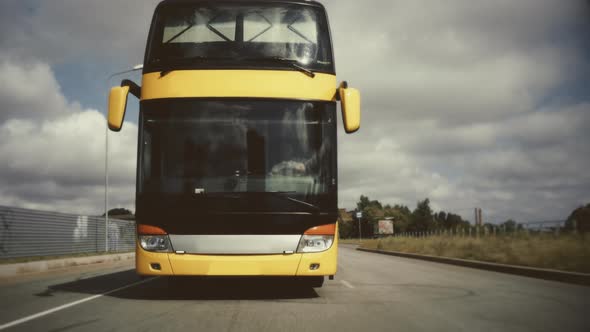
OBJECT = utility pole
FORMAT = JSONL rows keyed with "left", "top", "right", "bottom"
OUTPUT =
{"left": 478, "top": 208, "right": 483, "bottom": 226}
{"left": 105, "top": 64, "right": 143, "bottom": 252}
{"left": 356, "top": 211, "right": 363, "bottom": 243}
{"left": 474, "top": 207, "right": 483, "bottom": 226}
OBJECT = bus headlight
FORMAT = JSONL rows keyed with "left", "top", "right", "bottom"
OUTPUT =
{"left": 139, "top": 235, "right": 172, "bottom": 252}
{"left": 297, "top": 235, "right": 334, "bottom": 253}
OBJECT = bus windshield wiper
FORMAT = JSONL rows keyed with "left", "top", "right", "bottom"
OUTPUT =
{"left": 240, "top": 57, "right": 315, "bottom": 78}
{"left": 245, "top": 191, "right": 320, "bottom": 213}
{"left": 194, "top": 191, "right": 320, "bottom": 214}
{"left": 283, "top": 195, "right": 320, "bottom": 213}
{"left": 157, "top": 56, "right": 230, "bottom": 77}
{"left": 156, "top": 55, "right": 206, "bottom": 77}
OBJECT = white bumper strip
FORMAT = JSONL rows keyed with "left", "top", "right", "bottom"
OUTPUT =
{"left": 168, "top": 234, "right": 302, "bottom": 254}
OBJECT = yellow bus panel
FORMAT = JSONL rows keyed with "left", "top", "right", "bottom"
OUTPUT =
{"left": 296, "top": 227, "right": 338, "bottom": 276}
{"left": 135, "top": 242, "right": 174, "bottom": 275}
{"left": 168, "top": 252, "right": 302, "bottom": 276}
{"left": 141, "top": 70, "right": 337, "bottom": 101}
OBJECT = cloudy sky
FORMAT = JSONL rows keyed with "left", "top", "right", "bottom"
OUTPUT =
{"left": 0, "top": 0, "right": 588, "bottom": 223}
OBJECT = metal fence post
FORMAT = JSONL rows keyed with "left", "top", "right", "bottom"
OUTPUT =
{"left": 95, "top": 216, "right": 98, "bottom": 253}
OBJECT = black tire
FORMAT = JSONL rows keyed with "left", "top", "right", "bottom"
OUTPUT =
{"left": 298, "top": 276, "right": 324, "bottom": 288}
{"left": 166, "top": 276, "right": 182, "bottom": 289}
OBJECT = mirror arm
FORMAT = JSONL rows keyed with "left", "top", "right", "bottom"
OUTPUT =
{"left": 121, "top": 79, "right": 141, "bottom": 99}
{"left": 334, "top": 90, "right": 340, "bottom": 101}
{"left": 335, "top": 81, "right": 349, "bottom": 101}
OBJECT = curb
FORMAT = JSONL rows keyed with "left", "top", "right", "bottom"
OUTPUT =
{"left": 357, "top": 248, "right": 590, "bottom": 286}
{"left": 0, "top": 252, "right": 135, "bottom": 278}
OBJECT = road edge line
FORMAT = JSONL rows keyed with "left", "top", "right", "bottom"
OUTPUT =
{"left": 0, "top": 277, "right": 156, "bottom": 330}
{"left": 340, "top": 280, "right": 355, "bottom": 289}
{"left": 356, "top": 248, "right": 590, "bottom": 287}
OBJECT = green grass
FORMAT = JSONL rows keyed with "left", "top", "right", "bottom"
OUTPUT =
{"left": 0, "top": 251, "right": 133, "bottom": 265}
{"left": 357, "top": 234, "right": 590, "bottom": 273}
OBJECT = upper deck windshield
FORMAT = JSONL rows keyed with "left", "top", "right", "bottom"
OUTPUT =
{"left": 145, "top": 2, "right": 334, "bottom": 73}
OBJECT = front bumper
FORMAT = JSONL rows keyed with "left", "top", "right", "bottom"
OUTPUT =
{"left": 136, "top": 230, "right": 338, "bottom": 277}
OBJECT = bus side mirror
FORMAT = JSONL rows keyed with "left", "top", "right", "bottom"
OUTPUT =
{"left": 108, "top": 85, "right": 130, "bottom": 132}
{"left": 338, "top": 82, "right": 361, "bottom": 133}
{"left": 108, "top": 80, "right": 140, "bottom": 132}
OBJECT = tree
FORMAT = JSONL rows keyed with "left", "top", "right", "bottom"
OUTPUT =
{"left": 565, "top": 203, "right": 590, "bottom": 233}
{"left": 356, "top": 195, "right": 383, "bottom": 212}
{"left": 445, "top": 213, "right": 467, "bottom": 229}
{"left": 393, "top": 204, "right": 411, "bottom": 216}
{"left": 434, "top": 211, "right": 447, "bottom": 225}
{"left": 377, "top": 205, "right": 410, "bottom": 233}
{"left": 355, "top": 195, "right": 384, "bottom": 237}
{"left": 501, "top": 219, "right": 518, "bottom": 232}
{"left": 349, "top": 194, "right": 478, "bottom": 235}
{"left": 410, "top": 198, "right": 434, "bottom": 232}
{"left": 102, "top": 208, "right": 133, "bottom": 217}
{"left": 338, "top": 209, "right": 355, "bottom": 239}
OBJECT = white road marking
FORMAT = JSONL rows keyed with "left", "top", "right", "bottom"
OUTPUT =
{"left": 0, "top": 277, "right": 157, "bottom": 331}
{"left": 340, "top": 280, "right": 355, "bottom": 289}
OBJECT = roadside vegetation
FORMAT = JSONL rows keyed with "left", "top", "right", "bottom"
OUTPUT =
{"left": 339, "top": 196, "right": 590, "bottom": 273}
{"left": 358, "top": 234, "right": 590, "bottom": 273}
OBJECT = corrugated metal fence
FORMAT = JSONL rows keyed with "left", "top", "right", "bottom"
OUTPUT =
{"left": 0, "top": 206, "right": 135, "bottom": 259}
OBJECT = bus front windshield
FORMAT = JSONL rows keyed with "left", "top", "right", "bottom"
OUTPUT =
{"left": 139, "top": 100, "right": 336, "bottom": 206}
{"left": 146, "top": 2, "right": 333, "bottom": 73}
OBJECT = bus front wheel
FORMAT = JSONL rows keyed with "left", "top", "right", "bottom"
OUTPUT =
{"left": 297, "top": 276, "right": 324, "bottom": 288}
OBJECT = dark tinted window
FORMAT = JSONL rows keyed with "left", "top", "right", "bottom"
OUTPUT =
{"left": 146, "top": 2, "right": 333, "bottom": 73}
{"left": 139, "top": 100, "right": 336, "bottom": 203}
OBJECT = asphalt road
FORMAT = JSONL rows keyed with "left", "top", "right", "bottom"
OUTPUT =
{"left": 1, "top": 245, "right": 589, "bottom": 332}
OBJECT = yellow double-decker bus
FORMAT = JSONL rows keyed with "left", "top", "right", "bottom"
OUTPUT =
{"left": 108, "top": 0, "right": 360, "bottom": 287}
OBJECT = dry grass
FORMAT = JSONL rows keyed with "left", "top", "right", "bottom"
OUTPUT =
{"left": 358, "top": 234, "right": 590, "bottom": 273}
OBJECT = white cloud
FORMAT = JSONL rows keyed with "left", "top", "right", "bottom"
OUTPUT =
{"left": 0, "top": 55, "right": 72, "bottom": 122}
{"left": 337, "top": 134, "right": 462, "bottom": 212}
{"left": 0, "top": 57, "right": 137, "bottom": 214}
{"left": 0, "top": 0, "right": 159, "bottom": 65}
{"left": 329, "top": 0, "right": 590, "bottom": 221}
{"left": 0, "top": 0, "right": 589, "bottom": 222}
{"left": 328, "top": 0, "right": 586, "bottom": 127}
